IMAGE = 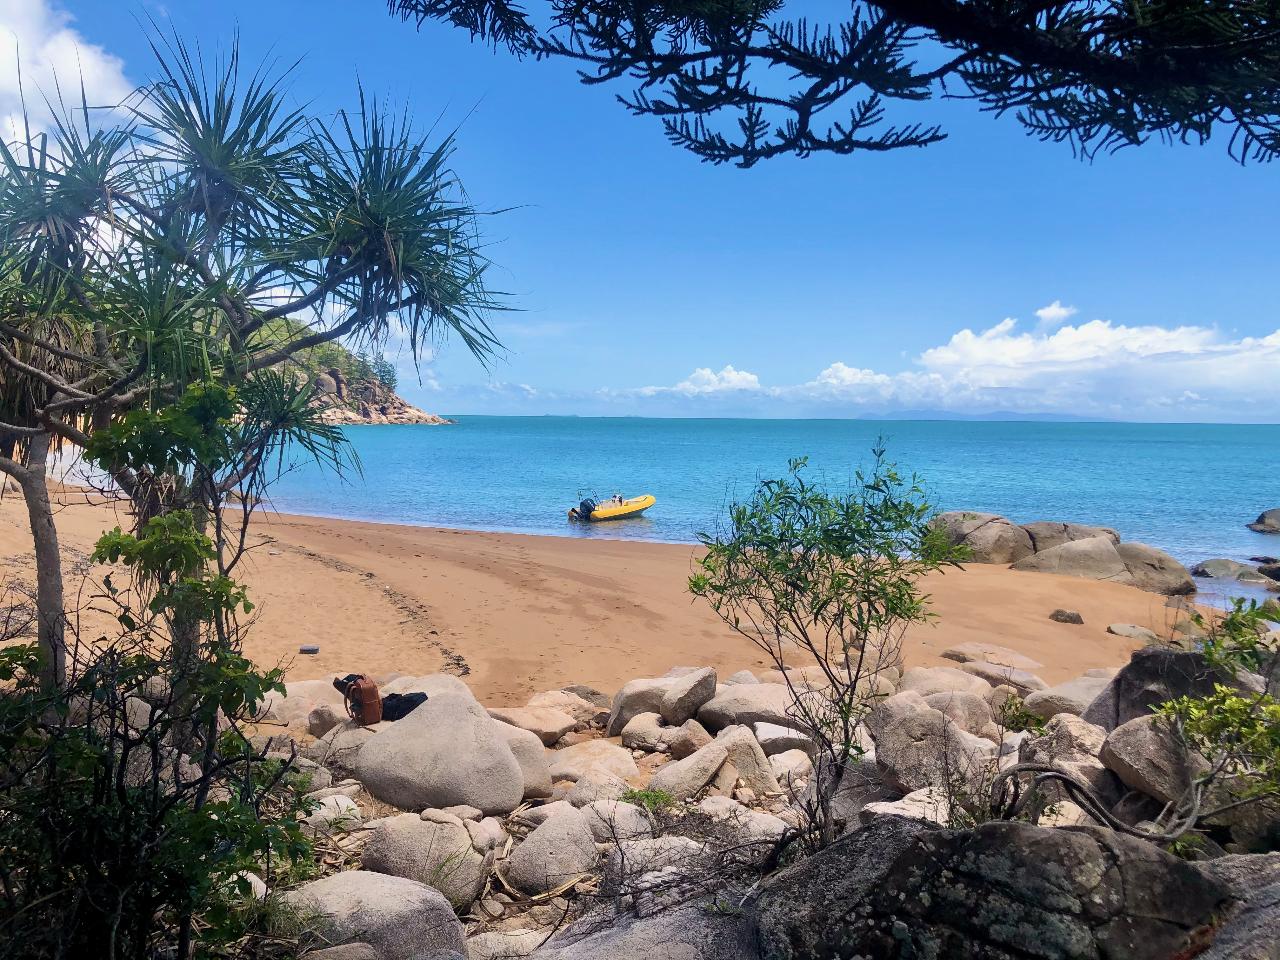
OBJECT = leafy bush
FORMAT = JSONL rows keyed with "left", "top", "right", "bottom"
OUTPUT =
{"left": 691, "top": 447, "right": 964, "bottom": 848}
{"left": 997, "top": 695, "right": 1047, "bottom": 736}
{"left": 621, "top": 788, "right": 676, "bottom": 813}
{"left": 0, "top": 639, "right": 314, "bottom": 960}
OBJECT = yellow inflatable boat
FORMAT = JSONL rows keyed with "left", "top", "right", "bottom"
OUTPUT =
{"left": 568, "top": 494, "right": 656, "bottom": 522}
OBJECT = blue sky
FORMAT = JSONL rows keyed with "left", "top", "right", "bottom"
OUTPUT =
{"left": 4, "top": 0, "right": 1279, "bottom": 422}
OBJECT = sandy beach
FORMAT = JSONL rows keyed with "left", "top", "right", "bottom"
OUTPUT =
{"left": 0, "top": 491, "right": 1187, "bottom": 704}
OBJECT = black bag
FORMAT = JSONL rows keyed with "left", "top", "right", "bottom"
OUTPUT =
{"left": 381, "top": 691, "right": 428, "bottom": 722}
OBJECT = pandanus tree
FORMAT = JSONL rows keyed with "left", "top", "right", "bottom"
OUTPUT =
{"left": 0, "top": 36, "right": 504, "bottom": 689}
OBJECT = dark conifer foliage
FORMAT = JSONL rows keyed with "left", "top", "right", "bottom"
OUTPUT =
{"left": 389, "top": 0, "right": 1280, "bottom": 166}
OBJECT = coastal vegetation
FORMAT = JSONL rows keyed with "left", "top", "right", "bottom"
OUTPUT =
{"left": 0, "top": 30, "right": 502, "bottom": 958}
{"left": 260, "top": 317, "right": 400, "bottom": 395}
{"left": 388, "top": 0, "right": 1280, "bottom": 166}
{"left": 1, "top": 14, "right": 1279, "bottom": 960}
{"left": 691, "top": 449, "right": 965, "bottom": 847}
{"left": 0, "top": 30, "right": 501, "bottom": 690}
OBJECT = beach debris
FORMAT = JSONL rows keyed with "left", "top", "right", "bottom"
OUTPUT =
{"left": 299, "top": 644, "right": 320, "bottom": 654}
{"left": 1049, "top": 608, "right": 1085, "bottom": 624}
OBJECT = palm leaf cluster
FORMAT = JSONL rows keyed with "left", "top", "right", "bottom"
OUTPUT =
{"left": 1, "top": 30, "right": 503, "bottom": 492}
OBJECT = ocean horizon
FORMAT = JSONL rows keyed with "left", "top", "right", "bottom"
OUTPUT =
{"left": 264, "top": 416, "right": 1280, "bottom": 600}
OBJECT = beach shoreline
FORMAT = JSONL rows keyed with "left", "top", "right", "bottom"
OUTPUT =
{"left": 0, "top": 490, "right": 1200, "bottom": 704}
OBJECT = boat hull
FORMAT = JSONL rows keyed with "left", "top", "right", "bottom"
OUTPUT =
{"left": 568, "top": 494, "right": 656, "bottom": 522}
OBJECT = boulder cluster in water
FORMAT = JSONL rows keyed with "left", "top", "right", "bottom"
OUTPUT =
{"left": 255, "top": 621, "right": 1280, "bottom": 960}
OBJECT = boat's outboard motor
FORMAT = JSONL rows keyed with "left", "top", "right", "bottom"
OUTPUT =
{"left": 578, "top": 498, "right": 597, "bottom": 519}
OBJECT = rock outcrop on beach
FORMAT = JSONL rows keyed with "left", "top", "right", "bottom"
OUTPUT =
{"left": 311, "top": 367, "right": 451, "bottom": 426}
{"left": 751, "top": 817, "right": 1231, "bottom": 960}
{"left": 255, "top": 636, "right": 1280, "bottom": 960}
{"left": 934, "top": 511, "right": 1195, "bottom": 595}
{"left": 931, "top": 511, "right": 1033, "bottom": 563}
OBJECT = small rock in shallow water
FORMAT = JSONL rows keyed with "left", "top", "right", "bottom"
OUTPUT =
{"left": 1247, "top": 507, "right": 1280, "bottom": 533}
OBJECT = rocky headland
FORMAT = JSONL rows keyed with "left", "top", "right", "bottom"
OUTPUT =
{"left": 311, "top": 368, "right": 452, "bottom": 426}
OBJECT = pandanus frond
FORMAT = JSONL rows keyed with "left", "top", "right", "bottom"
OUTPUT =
{"left": 292, "top": 94, "right": 505, "bottom": 365}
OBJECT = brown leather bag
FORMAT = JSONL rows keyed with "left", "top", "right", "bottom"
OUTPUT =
{"left": 335, "top": 674, "right": 383, "bottom": 726}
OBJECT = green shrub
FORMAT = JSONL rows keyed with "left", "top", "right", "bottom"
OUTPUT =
{"left": 0, "top": 640, "right": 315, "bottom": 960}
{"left": 621, "top": 788, "right": 676, "bottom": 813}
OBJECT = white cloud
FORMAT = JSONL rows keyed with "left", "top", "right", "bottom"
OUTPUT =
{"left": 1034, "top": 300, "right": 1078, "bottom": 328}
{"left": 0, "top": 1, "right": 133, "bottom": 140}
{"left": 640, "top": 364, "right": 761, "bottom": 396}
{"left": 919, "top": 317, "right": 1219, "bottom": 379}
{"left": 810, "top": 362, "right": 891, "bottom": 389}
{"left": 615, "top": 308, "right": 1280, "bottom": 421}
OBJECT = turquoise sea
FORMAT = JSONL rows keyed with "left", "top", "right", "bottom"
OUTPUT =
{"left": 268, "top": 417, "right": 1280, "bottom": 591}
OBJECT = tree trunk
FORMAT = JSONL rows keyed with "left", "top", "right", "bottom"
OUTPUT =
{"left": 6, "top": 433, "right": 67, "bottom": 689}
